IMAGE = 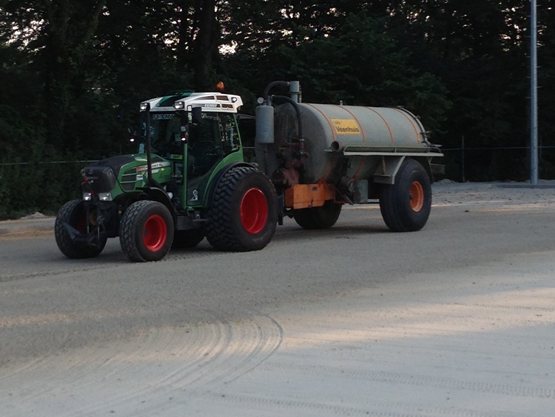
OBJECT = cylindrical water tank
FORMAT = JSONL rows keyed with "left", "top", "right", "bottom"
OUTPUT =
{"left": 255, "top": 104, "right": 275, "bottom": 144}
{"left": 273, "top": 103, "right": 430, "bottom": 183}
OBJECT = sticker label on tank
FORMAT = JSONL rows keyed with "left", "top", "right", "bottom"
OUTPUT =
{"left": 331, "top": 119, "right": 360, "bottom": 135}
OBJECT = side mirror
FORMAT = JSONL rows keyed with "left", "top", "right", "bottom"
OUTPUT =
{"left": 128, "top": 127, "right": 137, "bottom": 142}
{"left": 179, "top": 111, "right": 189, "bottom": 142}
{"left": 192, "top": 107, "right": 202, "bottom": 124}
{"left": 178, "top": 125, "right": 188, "bottom": 142}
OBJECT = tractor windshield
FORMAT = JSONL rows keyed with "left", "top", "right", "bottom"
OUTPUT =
{"left": 140, "top": 111, "right": 240, "bottom": 161}
{"left": 139, "top": 112, "right": 183, "bottom": 155}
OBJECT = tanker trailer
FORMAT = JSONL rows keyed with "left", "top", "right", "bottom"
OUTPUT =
{"left": 255, "top": 81, "right": 443, "bottom": 232}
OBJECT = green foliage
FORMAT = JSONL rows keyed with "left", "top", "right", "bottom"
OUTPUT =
{"left": 0, "top": 142, "right": 86, "bottom": 219}
{"left": 0, "top": 0, "right": 554, "bottom": 217}
{"left": 386, "top": 0, "right": 535, "bottom": 181}
{"left": 223, "top": 14, "right": 451, "bottom": 134}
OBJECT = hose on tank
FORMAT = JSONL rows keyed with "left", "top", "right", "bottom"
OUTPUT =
{"left": 271, "top": 95, "right": 303, "bottom": 142}
{"left": 262, "top": 81, "right": 290, "bottom": 103}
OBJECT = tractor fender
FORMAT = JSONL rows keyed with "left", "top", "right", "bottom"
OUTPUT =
{"left": 205, "top": 162, "right": 259, "bottom": 208}
{"left": 137, "top": 187, "right": 177, "bottom": 223}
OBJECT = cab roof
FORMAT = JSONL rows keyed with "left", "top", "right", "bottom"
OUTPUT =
{"left": 141, "top": 92, "right": 243, "bottom": 113}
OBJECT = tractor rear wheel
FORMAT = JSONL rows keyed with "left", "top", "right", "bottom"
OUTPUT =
{"left": 119, "top": 200, "right": 174, "bottom": 262}
{"left": 55, "top": 199, "right": 107, "bottom": 258}
{"left": 205, "top": 166, "right": 278, "bottom": 251}
{"left": 293, "top": 201, "right": 342, "bottom": 230}
{"left": 379, "top": 159, "right": 432, "bottom": 232}
{"left": 172, "top": 229, "right": 205, "bottom": 249}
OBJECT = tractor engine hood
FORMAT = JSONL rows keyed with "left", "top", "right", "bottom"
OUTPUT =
{"left": 82, "top": 154, "right": 172, "bottom": 197}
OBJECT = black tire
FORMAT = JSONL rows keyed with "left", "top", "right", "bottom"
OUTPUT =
{"left": 379, "top": 159, "right": 432, "bottom": 232}
{"left": 55, "top": 199, "right": 107, "bottom": 259}
{"left": 172, "top": 229, "right": 205, "bottom": 249}
{"left": 293, "top": 201, "right": 342, "bottom": 230}
{"left": 119, "top": 200, "right": 174, "bottom": 262}
{"left": 205, "top": 166, "right": 278, "bottom": 251}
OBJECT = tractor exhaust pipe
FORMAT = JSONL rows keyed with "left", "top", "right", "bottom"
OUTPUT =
{"left": 140, "top": 102, "right": 156, "bottom": 188}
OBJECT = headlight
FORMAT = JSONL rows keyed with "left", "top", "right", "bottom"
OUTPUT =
{"left": 140, "top": 102, "right": 150, "bottom": 112}
{"left": 97, "top": 192, "right": 112, "bottom": 202}
{"left": 83, "top": 192, "right": 92, "bottom": 201}
{"left": 174, "top": 101, "right": 185, "bottom": 110}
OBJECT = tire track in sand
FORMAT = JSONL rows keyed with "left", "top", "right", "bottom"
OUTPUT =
{"left": 0, "top": 312, "right": 283, "bottom": 417}
{"left": 206, "top": 392, "right": 518, "bottom": 417}
{"left": 259, "top": 362, "right": 555, "bottom": 400}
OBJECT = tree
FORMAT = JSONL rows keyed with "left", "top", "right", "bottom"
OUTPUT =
{"left": 1, "top": 0, "right": 555, "bottom": 218}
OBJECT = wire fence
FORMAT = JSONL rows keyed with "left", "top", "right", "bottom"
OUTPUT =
{"left": 0, "top": 160, "right": 100, "bottom": 166}
{"left": 2, "top": 145, "right": 555, "bottom": 182}
{"left": 440, "top": 145, "right": 555, "bottom": 182}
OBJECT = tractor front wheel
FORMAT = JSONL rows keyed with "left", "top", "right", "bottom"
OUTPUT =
{"left": 119, "top": 200, "right": 174, "bottom": 262}
{"left": 55, "top": 199, "right": 107, "bottom": 259}
{"left": 205, "top": 167, "right": 278, "bottom": 251}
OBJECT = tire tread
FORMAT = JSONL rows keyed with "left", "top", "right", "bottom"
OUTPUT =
{"left": 205, "top": 167, "right": 277, "bottom": 251}
{"left": 379, "top": 159, "right": 432, "bottom": 232}
{"left": 119, "top": 200, "right": 174, "bottom": 262}
{"left": 119, "top": 200, "right": 151, "bottom": 262}
{"left": 55, "top": 199, "right": 106, "bottom": 259}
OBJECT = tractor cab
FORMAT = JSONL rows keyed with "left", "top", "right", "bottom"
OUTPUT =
{"left": 138, "top": 91, "right": 244, "bottom": 209}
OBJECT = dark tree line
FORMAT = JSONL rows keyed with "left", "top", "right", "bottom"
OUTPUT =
{"left": 0, "top": 0, "right": 554, "bottom": 217}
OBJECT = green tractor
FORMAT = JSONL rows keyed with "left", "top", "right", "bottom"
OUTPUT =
{"left": 55, "top": 89, "right": 278, "bottom": 262}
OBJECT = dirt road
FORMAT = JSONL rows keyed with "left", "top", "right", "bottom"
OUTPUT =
{"left": 1, "top": 183, "right": 554, "bottom": 416}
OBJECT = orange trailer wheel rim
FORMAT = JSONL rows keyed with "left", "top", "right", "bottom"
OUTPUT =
{"left": 410, "top": 181, "right": 424, "bottom": 212}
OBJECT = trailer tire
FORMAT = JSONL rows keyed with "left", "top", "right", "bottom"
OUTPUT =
{"left": 120, "top": 200, "right": 174, "bottom": 262}
{"left": 293, "top": 201, "right": 342, "bottom": 230}
{"left": 172, "top": 230, "right": 205, "bottom": 249}
{"left": 205, "top": 166, "right": 277, "bottom": 251}
{"left": 379, "top": 159, "right": 431, "bottom": 232}
{"left": 55, "top": 199, "right": 107, "bottom": 259}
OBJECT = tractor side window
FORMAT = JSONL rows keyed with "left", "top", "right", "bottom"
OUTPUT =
{"left": 188, "top": 113, "right": 239, "bottom": 155}
{"left": 219, "top": 115, "right": 240, "bottom": 154}
{"left": 186, "top": 113, "right": 241, "bottom": 205}
{"left": 188, "top": 114, "right": 225, "bottom": 178}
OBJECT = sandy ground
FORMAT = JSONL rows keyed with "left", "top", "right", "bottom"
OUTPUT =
{"left": 432, "top": 179, "right": 555, "bottom": 209}
{"left": 1, "top": 181, "right": 555, "bottom": 416}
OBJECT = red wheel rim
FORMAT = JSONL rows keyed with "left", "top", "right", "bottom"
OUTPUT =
{"left": 143, "top": 214, "right": 167, "bottom": 252}
{"left": 76, "top": 216, "right": 86, "bottom": 234}
{"left": 240, "top": 188, "right": 268, "bottom": 235}
{"left": 410, "top": 181, "right": 425, "bottom": 212}
{"left": 75, "top": 209, "right": 96, "bottom": 234}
